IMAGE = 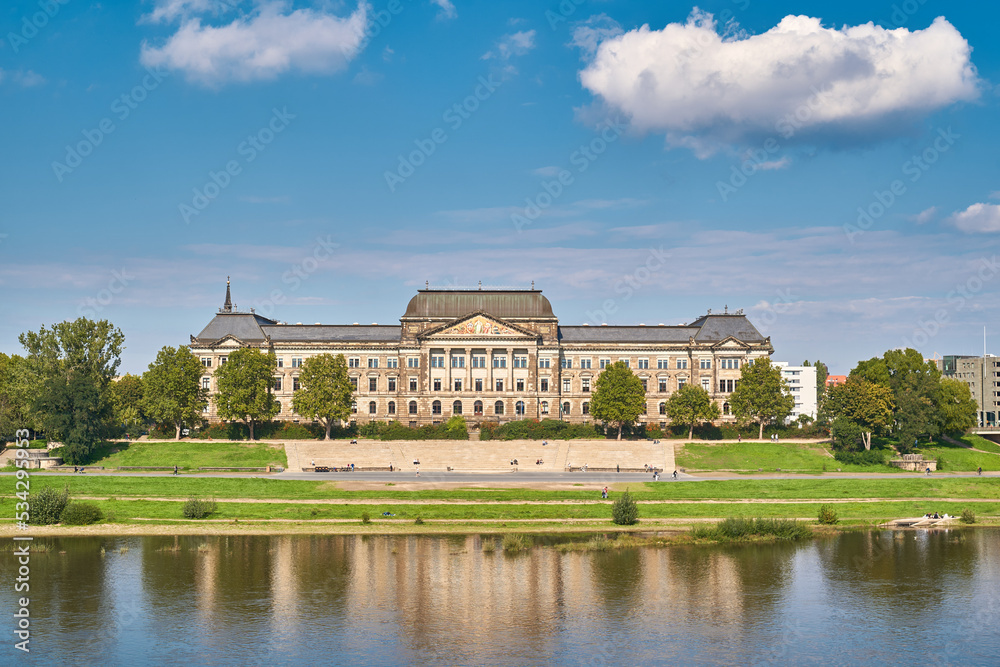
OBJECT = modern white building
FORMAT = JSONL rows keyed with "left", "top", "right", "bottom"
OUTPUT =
{"left": 774, "top": 362, "right": 818, "bottom": 422}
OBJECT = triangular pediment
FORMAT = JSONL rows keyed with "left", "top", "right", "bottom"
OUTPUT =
{"left": 711, "top": 336, "right": 751, "bottom": 350}
{"left": 420, "top": 311, "right": 538, "bottom": 340}
{"left": 215, "top": 335, "right": 246, "bottom": 348}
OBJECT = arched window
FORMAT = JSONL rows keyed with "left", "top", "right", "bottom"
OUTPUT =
{"left": 474, "top": 400, "right": 483, "bottom": 416}
{"left": 723, "top": 402, "right": 730, "bottom": 415}
{"left": 540, "top": 401, "right": 549, "bottom": 415}
{"left": 351, "top": 401, "right": 357, "bottom": 414}
{"left": 408, "top": 401, "right": 417, "bottom": 415}
{"left": 368, "top": 401, "right": 377, "bottom": 414}
{"left": 494, "top": 401, "right": 505, "bottom": 415}
{"left": 515, "top": 401, "right": 525, "bottom": 416}
{"left": 453, "top": 400, "right": 463, "bottom": 415}
{"left": 432, "top": 400, "right": 442, "bottom": 415}
{"left": 582, "top": 401, "right": 589, "bottom": 415}
{"left": 659, "top": 402, "right": 666, "bottom": 415}
{"left": 562, "top": 402, "right": 571, "bottom": 415}
{"left": 388, "top": 401, "right": 396, "bottom": 414}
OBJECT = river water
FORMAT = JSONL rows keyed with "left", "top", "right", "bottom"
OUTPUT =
{"left": 3, "top": 529, "right": 999, "bottom": 665}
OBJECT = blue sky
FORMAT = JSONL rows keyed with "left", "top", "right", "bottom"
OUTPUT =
{"left": 2, "top": 0, "right": 999, "bottom": 375}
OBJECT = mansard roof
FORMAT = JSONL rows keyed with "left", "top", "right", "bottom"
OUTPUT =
{"left": 402, "top": 288, "right": 555, "bottom": 320}
{"left": 687, "top": 314, "right": 766, "bottom": 343}
{"left": 261, "top": 324, "right": 402, "bottom": 342}
{"left": 192, "top": 312, "right": 277, "bottom": 344}
{"left": 559, "top": 315, "right": 766, "bottom": 345}
{"left": 558, "top": 326, "right": 699, "bottom": 343}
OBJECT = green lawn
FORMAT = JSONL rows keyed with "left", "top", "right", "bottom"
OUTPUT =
{"left": 20, "top": 475, "right": 1000, "bottom": 502}
{"left": 675, "top": 441, "right": 893, "bottom": 474}
{"left": 957, "top": 434, "right": 1000, "bottom": 455}
{"left": 71, "top": 441, "right": 288, "bottom": 470}
{"left": 10, "top": 497, "right": 997, "bottom": 524}
{"left": 916, "top": 439, "right": 1000, "bottom": 472}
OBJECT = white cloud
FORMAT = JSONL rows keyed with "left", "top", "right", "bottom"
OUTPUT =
{"left": 140, "top": 1, "right": 370, "bottom": 86}
{"left": 144, "top": 0, "right": 221, "bottom": 24}
{"left": 756, "top": 157, "right": 791, "bottom": 171}
{"left": 482, "top": 30, "right": 536, "bottom": 60}
{"left": 949, "top": 203, "right": 1000, "bottom": 233}
{"left": 0, "top": 69, "right": 46, "bottom": 87}
{"left": 570, "top": 14, "right": 623, "bottom": 59}
{"left": 577, "top": 10, "right": 979, "bottom": 156}
{"left": 909, "top": 206, "right": 937, "bottom": 224}
{"left": 430, "top": 0, "right": 456, "bottom": 20}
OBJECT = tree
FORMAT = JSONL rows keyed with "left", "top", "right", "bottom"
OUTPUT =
{"left": 110, "top": 374, "right": 145, "bottom": 438}
{"left": 0, "top": 353, "right": 35, "bottom": 441}
{"left": 590, "top": 361, "right": 646, "bottom": 440}
{"left": 937, "top": 378, "right": 978, "bottom": 435}
{"left": 729, "top": 357, "right": 794, "bottom": 440}
{"left": 18, "top": 318, "right": 124, "bottom": 463}
{"left": 213, "top": 348, "right": 279, "bottom": 440}
{"left": 291, "top": 353, "right": 353, "bottom": 439}
{"left": 825, "top": 378, "right": 894, "bottom": 450}
{"left": 665, "top": 383, "right": 721, "bottom": 440}
{"left": 813, "top": 360, "right": 829, "bottom": 413}
{"left": 612, "top": 488, "right": 639, "bottom": 525}
{"left": 143, "top": 346, "right": 207, "bottom": 440}
{"left": 849, "top": 348, "right": 943, "bottom": 450}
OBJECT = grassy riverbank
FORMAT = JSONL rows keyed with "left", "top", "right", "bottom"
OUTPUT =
{"left": 20, "top": 475, "right": 1000, "bottom": 502}
{"left": 79, "top": 441, "right": 288, "bottom": 469}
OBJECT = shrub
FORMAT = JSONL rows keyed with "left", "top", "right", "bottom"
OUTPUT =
{"left": 612, "top": 489, "right": 639, "bottom": 525}
{"left": 479, "top": 418, "right": 601, "bottom": 441}
{"left": 817, "top": 504, "right": 839, "bottom": 525}
{"left": 27, "top": 439, "right": 48, "bottom": 449}
{"left": 361, "top": 511, "right": 371, "bottom": 525}
{"left": 481, "top": 537, "right": 496, "bottom": 553}
{"left": 182, "top": 497, "right": 217, "bottom": 519}
{"left": 961, "top": 509, "right": 977, "bottom": 524}
{"left": 29, "top": 486, "right": 70, "bottom": 525}
{"left": 501, "top": 533, "right": 530, "bottom": 552}
{"left": 60, "top": 502, "right": 104, "bottom": 526}
{"left": 936, "top": 456, "right": 945, "bottom": 471}
{"left": 692, "top": 517, "right": 812, "bottom": 542}
{"left": 414, "top": 516, "right": 424, "bottom": 525}
{"left": 833, "top": 449, "right": 887, "bottom": 466}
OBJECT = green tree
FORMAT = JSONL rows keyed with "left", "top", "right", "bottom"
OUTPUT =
{"left": 813, "top": 360, "right": 829, "bottom": 413}
{"left": 143, "top": 346, "right": 207, "bottom": 440}
{"left": 110, "top": 374, "right": 145, "bottom": 438}
{"left": 937, "top": 378, "right": 978, "bottom": 434}
{"left": 729, "top": 357, "right": 794, "bottom": 440}
{"left": 291, "top": 353, "right": 354, "bottom": 439}
{"left": 18, "top": 319, "right": 124, "bottom": 463}
{"left": 664, "top": 383, "right": 721, "bottom": 440}
{"left": 213, "top": 348, "right": 279, "bottom": 440}
{"left": 0, "top": 353, "right": 35, "bottom": 441}
{"left": 825, "top": 378, "right": 895, "bottom": 450}
{"left": 590, "top": 361, "right": 646, "bottom": 440}
{"left": 850, "top": 348, "right": 943, "bottom": 451}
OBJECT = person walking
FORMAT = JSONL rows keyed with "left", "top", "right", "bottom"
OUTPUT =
{"left": 978, "top": 466, "right": 982, "bottom": 476}
{"left": 416, "top": 466, "right": 420, "bottom": 477}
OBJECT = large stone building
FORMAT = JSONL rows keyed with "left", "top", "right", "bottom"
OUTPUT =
{"left": 189, "top": 282, "right": 774, "bottom": 427}
{"left": 937, "top": 354, "right": 1000, "bottom": 426}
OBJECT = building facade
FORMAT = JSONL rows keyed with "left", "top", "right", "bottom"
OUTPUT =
{"left": 937, "top": 354, "right": 1000, "bottom": 426}
{"left": 189, "top": 283, "right": 774, "bottom": 427}
{"left": 774, "top": 362, "right": 818, "bottom": 421}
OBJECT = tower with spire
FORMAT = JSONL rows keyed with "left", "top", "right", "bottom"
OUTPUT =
{"left": 223, "top": 277, "right": 232, "bottom": 313}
